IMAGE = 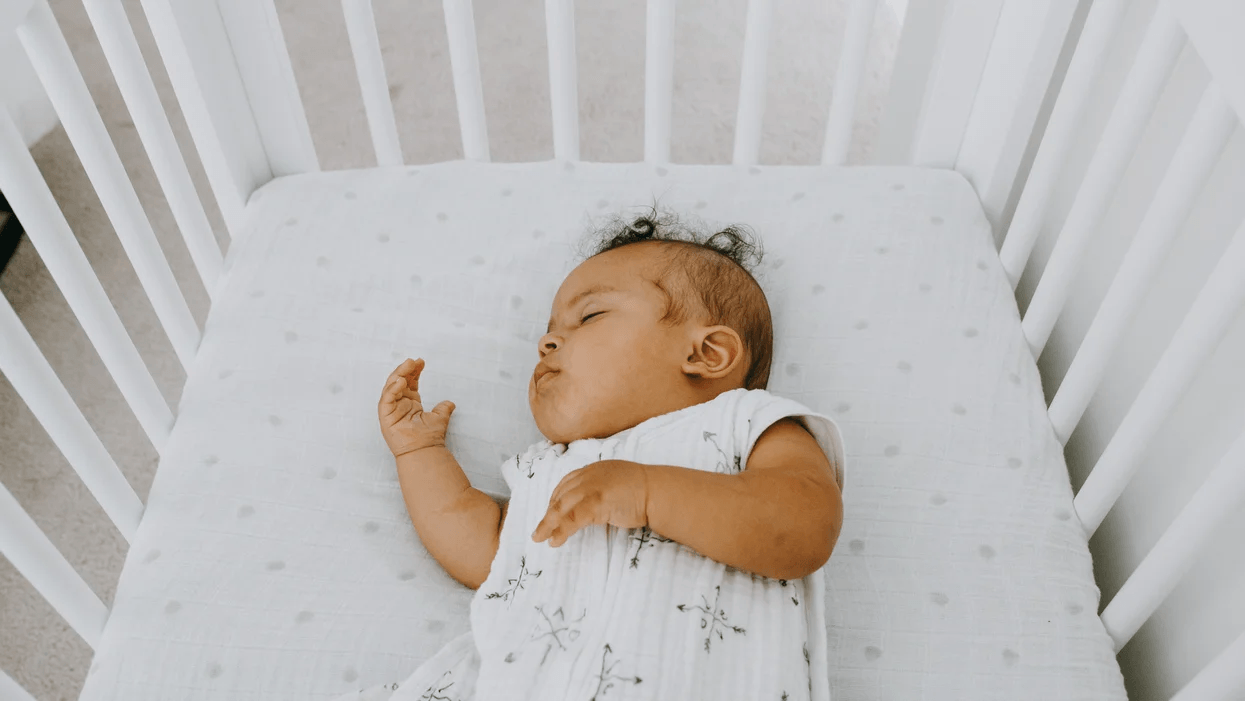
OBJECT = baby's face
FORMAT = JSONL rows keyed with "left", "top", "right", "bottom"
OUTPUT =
{"left": 530, "top": 244, "right": 695, "bottom": 444}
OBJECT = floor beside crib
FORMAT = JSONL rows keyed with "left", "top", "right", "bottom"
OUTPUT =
{"left": 69, "top": 162, "right": 1127, "bottom": 700}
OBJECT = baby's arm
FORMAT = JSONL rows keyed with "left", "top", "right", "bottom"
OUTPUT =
{"left": 379, "top": 358, "right": 505, "bottom": 590}
{"left": 643, "top": 417, "right": 842, "bottom": 580}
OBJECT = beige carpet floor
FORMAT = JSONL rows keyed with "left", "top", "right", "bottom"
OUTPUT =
{"left": 0, "top": 0, "right": 898, "bottom": 697}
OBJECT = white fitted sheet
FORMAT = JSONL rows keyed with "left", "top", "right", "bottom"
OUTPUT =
{"left": 78, "top": 162, "right": 1127, "bottom": 700}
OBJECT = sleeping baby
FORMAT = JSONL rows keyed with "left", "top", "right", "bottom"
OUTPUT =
{"left": 362, "top": 210, "right": 847, "bottom": 701}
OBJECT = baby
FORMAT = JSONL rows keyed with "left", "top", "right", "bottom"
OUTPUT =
{"left": 373, "top": 211, "right": 845, "bottom": 701}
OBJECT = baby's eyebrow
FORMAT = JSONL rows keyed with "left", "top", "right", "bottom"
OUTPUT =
{"left": 547, "top": 284, "right": 617, "bottom": 333}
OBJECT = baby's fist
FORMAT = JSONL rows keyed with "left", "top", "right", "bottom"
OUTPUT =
{"left": 378, "top": 358, "right": 455, "bottom": 458}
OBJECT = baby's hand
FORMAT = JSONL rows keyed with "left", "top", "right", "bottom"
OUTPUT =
{"left": 532, "top": 460, "right": 650, "bottom": 547}
{"left": 378, "top": 358, "right": 456, "bottom": 458}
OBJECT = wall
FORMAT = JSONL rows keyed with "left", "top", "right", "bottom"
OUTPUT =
{"left": 0, "top": 37, "right": 58, "bottom": 147}
{"left": 998, "top": 0, "right": 1245, "bottom": 698}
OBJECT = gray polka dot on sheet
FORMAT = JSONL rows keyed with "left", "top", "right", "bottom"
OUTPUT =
{"left": 237, "top": 505, "right": 254, "bottom": 518}
{"left": 453, "top": 321, "right": 466, "bottom": 328}
{"left": 931, "top": 216, "right": 944, "bottom": 225}
{"left": 853, "top": 319, "right": 869, "bottom": 330}
{"left": 771, "top": 258, "right": 785, "bottom": 269}
{"left": 363, "top": 521, "right": 380, "bottom": 534}
{"left": 165, "top": 601, "right": 181, "bottom": 615}
{"left": 749, "top": 166, "right": 761, "bottom": 175}
{"left": 218, "top": 369, "right": 233, "bottom": 379}
{"left": 929, "top": 592, "right": 949, "bottom": 606}
{"left": 1002, "top": 649, "right": 1019, "bottom": 666}
{"left": 865, "top": 646, "right": 882, "bottom": 661}
{"left": 344, "top": 191, "right": 357, "bottom": 200}
{"left": 919, "top": 283, "right": 931, "bottom": 292}
{"left": 1055, "top": 509, "right": 1072, "bottom": 522}
{"left": 532, "top": 229, "right": 545, "bottom": 238}
{"left": 143, "top": 549, "right": 161, "bottom": 564}
{"left": 505, "top": 652, "right": 517, "bottom": 663}
{"left": 268, "top": 415, "right": 282, "bottom": 426}
{"left": 250, "top": 289, "right": 265, "bottom": 298}
{"left": 343, "top": 668, "right": 358, "bottom": 683}
{"left": 1066, "top": 603, "right": 1084, "bottom": 615}
{"left": 330, "top": 383, "right": 344, "bottom": 395}
{"left": 875, "top": 246, "right": 888, "bottom": 255}
{"left": 410, "top": 275, "right": 423, "bottom": 288}
{"left": 896, "top": 361, "right": 911, "bottom": 373}
{"left": 952, "top": 403, "right": 967, "bottom": 415}
{"left": 501, "top": 188, "right": 513, "bottom": 197}
{"left": 499, "top": 370, "right": 513, "bottom": 380}
{"left": 890, "top": 183, "right": 905, "bottom": 191}
{"left": 848, "top": 539, "right": 865, "bottom": 553}
{"left": 656, "top": 167, "right": 669, "bottom": 176}
{"left": 316, "top": 256, "right": 329, "bottom": 268}
{"left": 399, "top": 570, "right": 417, "bottom": 581}
{"left": 426, "top": 619, "right": 446, "bottom": 633}
{"left": 1009, "top": 373, "right": 1021, "bottom": 384}
{"left": 597, "top": 199, "right": 609, "bottom": 209}
{"left": 285, "top": 217, "right": 298, "bottom": 227}
{"left": 470, "top": 255, "right": 485, "bottom": 265}
{"left": 352, "top": 307, "right": 363, "bottom": 313}
{"left": 407, "top": 168, "right": 421, "bottom": 176}
{"left": 812, "top": 285, "right": 825, "bottom": 294}
{"left": 832, "top": 213, "right": 845, "bottom": 222}
{"left": 203, "top": 455, "right": 219, "bottom": 466}
{"left": 206, "top": 663, "right": 222, "bottom": 678}
{"left": 437, "top": 212, "right": 448, "bottom": 222}
{"left": 979, "top": 545, "right": 996, "bottom": 561}
{"left": 785, "top": 363, "right": 800, "bottom": 376}
{"left": 792, "top": 192, "right": 805, "bottom": 201}
{"left": 377, "top": 233, "right": 390, "bottom": 243}
{"left": 267, "top": 560, "right": 285, "bottom": 571}
{"left": 296, "top": 611, "right": 314, "bottom": 623}
{"left": 883, "top": 445, "right": 900, "bottom": 457}
{"left": 963, "top": 327, "right": 978, "bottom": 338}
{"left": 563, "top": 161, "right": 575, "bottom": 171}
{"left": 285, "top": 331, "right": 298, "bottom": 343}
{"left": 977, "top": 260, "right": 988, "bottom": 271}
{"left": 1007, "top": 457, "right": 1023, "bottom": 469}
{"left": 834, "top": 402, "right": 850, "bottom": 413}
{"left": 930, "top": 493, "right": 946, "bottom": 505}
{"left": 695, "top": 201, "right": 707, "bottom": 210}
{"left": 321, "top": 468, "right": 337, "bottom": 480}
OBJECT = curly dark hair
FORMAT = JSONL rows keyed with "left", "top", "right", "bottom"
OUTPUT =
{"left": 579, "top": 206, "right": 773, "bottom": 390}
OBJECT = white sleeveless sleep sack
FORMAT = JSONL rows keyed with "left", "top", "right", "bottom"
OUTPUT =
{"left": 338, "top": 387, "right": 847, "bottom": 701}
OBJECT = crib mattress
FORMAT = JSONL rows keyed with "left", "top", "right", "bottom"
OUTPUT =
{"left": 78, "top": 162, "right": 1127, "bottom": 700}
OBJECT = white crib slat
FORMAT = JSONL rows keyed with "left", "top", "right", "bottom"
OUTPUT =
{"left": 0, "top": 294, "right": 144, "bottom": 542}
{"left": 1074, "top": 218, "right": 1245, "bottom": 537}
{"left": 907, "top": 0, "right": 1005, "bottom": 168}
{"left": 0, "top": 480, "right": 108, "bottom": 649}
{"left": 17, "top": 0, "right": 200, "bottom": 370}
{"left": 216, "top": 0, "right": 319, "bottom": 176}
{"left": 545, "top": 0, "right": 579, "bottom": 161}
{"left": 442, "top": 0, "right": 490, "bottom": 161}
{"left": 644, "top": 0, "right": 675, "bottom": 164}
{"left": 1170, "top": 630, "right": 1245, "bottom": 701}
{"left": 138, "top": 0, "right": 270, "bottom": 235}
{"left": 342, "top": 0, "right": 403, "bottom": 167}
{"left": 1020, "top": 4, "right": 1184, "bottom": 359}
{"left": 79, "top": 0, "right": 224, "bottom": 298}
{"left": 732, "top": 0, "right": 772, "bottom": 166}
{"left": 1100, "top": 425, "right": 1245, "bottom": 651}
{"left": 0, "top": 669, "right": 37, "bottom": 701}
{"left": 1048, "top": 84, "right": 1236, "bottom": 445}
{"left": 0, "top": 108, "right": 174, "bottom": 454}
{"left": 998, "top": 0, "right": 1127, "bottom": 290}
{"left": 822, "top": 0, "right": 876, "bottom": 166}
{"left": 954, "top": 0, "right": 1080, "bottom": 230}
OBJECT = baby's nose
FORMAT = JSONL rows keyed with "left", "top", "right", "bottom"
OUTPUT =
{"left": 538, "top": 333, "right": 560, "bottom": 355}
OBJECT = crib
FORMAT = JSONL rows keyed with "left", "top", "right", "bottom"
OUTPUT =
{"left": 2, "top": 0, "right": 1245, "bottom": 697}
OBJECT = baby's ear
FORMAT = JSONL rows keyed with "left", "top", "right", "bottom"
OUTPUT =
{"left": 682, "top": 325, "right": 746, "bottom": 381}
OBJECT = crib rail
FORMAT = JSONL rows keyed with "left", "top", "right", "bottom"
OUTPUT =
{"left": 2, "top": 0, "right": 1245, "bottom": 698}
